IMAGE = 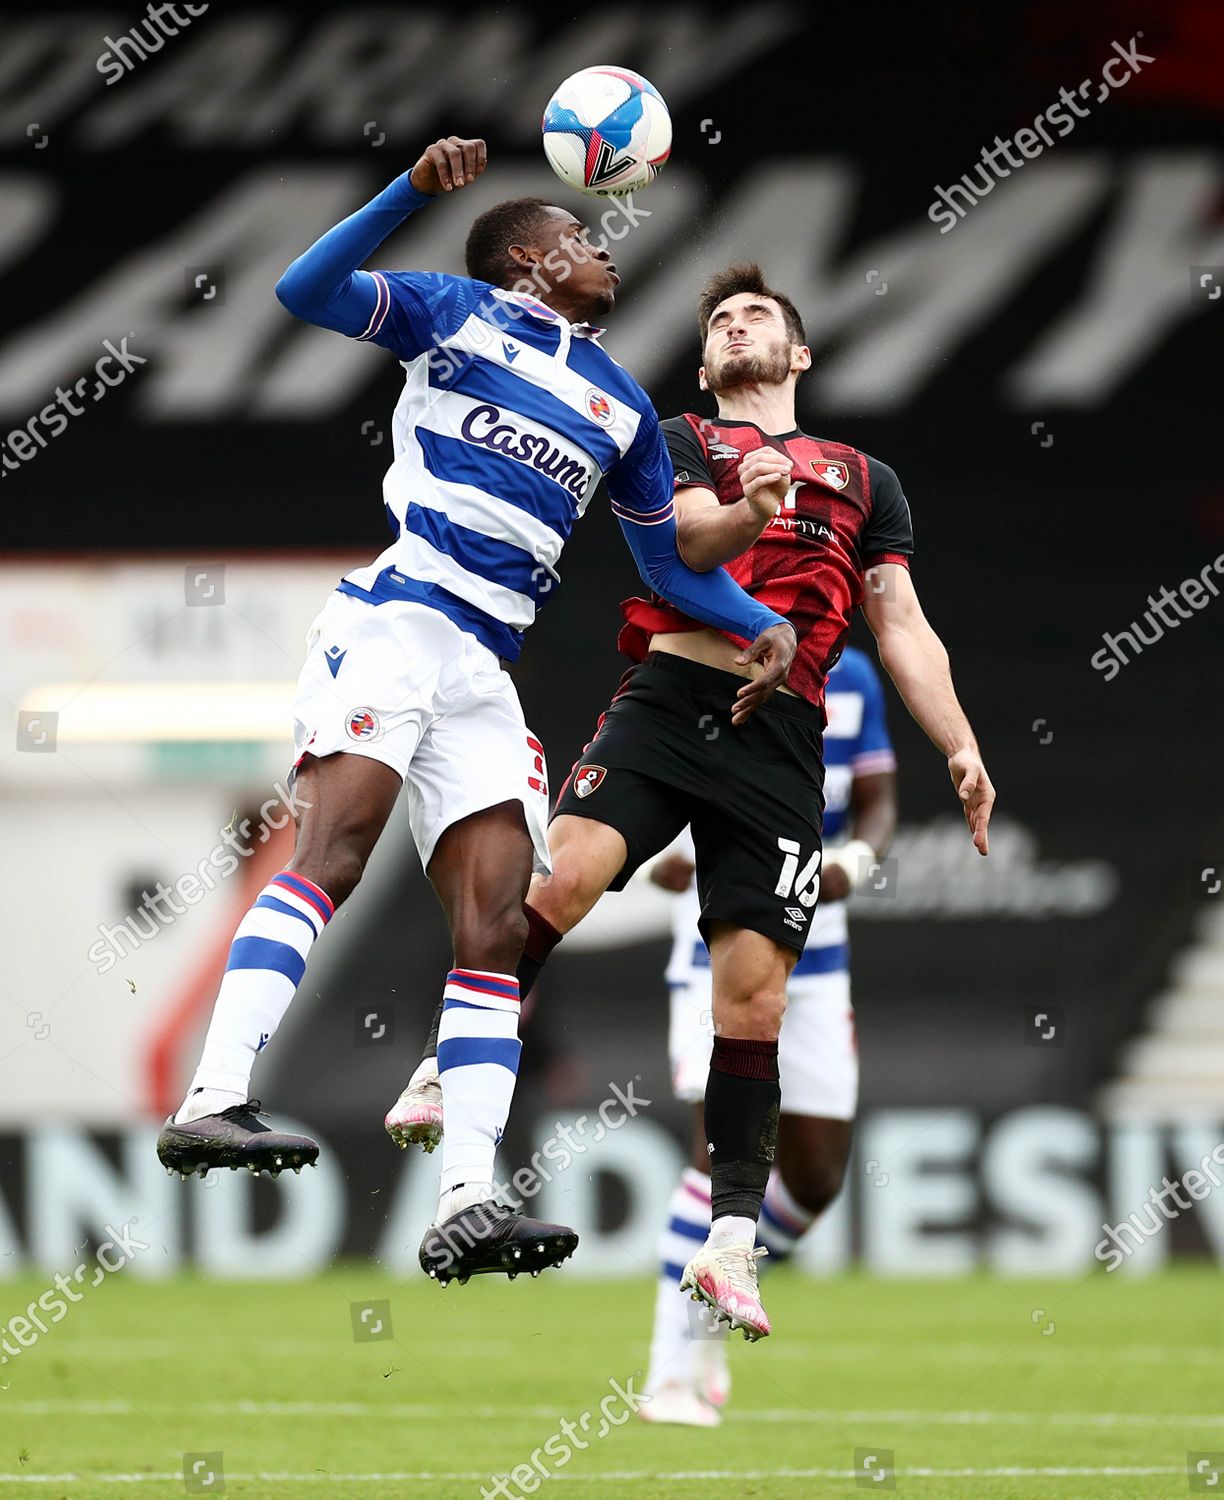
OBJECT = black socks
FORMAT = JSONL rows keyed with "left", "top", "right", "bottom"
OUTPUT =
{"left": 705, "top": 1035, "right": 780, "bottom": 1221}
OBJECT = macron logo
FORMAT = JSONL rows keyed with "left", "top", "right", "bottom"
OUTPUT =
{"left": 325, "top": 646, "right": 347, "bottom": 678}
{"left": 502, "top": 341, "right": 520, "bottom": 364}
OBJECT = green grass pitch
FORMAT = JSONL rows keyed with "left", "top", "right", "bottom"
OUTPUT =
{"left": 2, "top": 1264, "right": 1221, "bottom": 1499}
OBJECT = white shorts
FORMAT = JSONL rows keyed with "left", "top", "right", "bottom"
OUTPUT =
{"left": 668, "top": 968, "right": 858, "bottom": 1120}
{"left": 291, "top": 592, "right": 551, "bottom": 874}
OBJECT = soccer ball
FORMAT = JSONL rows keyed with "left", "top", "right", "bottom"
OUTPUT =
{"left": 542, "top": 65, "right": 672, "bottom": 197}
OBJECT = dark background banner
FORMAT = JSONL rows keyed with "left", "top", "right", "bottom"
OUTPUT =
{"left": 2, "top": 0, "right": 1222, "bottom": 1126}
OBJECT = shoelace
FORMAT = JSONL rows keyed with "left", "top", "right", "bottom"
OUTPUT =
{"left": 403, "top": 1077, "right": 442, "bottom": 1099}
{"left": 717, "top": 1244, "right": 769, "bottom": 1297}
{"left": 218, "top": 1100, "right": 268, "bottom": 1123}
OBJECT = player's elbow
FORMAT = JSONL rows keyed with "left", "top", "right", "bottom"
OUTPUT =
{"left": 274, "top": 262, "right": 314, "bottom": 319}
{"left": 878, "top": 618, "right": 945, "bottom": 680}
{"left": 874, "top": 630, "right": 911, "bottom": 680}
{"left": 675, "top": 528, "right": 716, "bottom": 572}
{"left": 644, "top": 554, "right": 699, "bottom": 602}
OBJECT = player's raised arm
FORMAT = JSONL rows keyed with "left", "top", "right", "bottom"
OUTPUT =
{"left": 667, "top": 419, "right": 791, "bottom": 572}
{"left": 606, "top": 414, "right": 796, "bottom": 721}
{"left": 274, "top": 137, "right": 487, "bottom": 335}
{"left": 862, "top": 563, "right": 995, "bottom": 855}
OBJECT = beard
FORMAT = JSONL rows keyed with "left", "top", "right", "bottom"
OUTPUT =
{"left": 706, "top": 338, "right": 793, "bottom": 393}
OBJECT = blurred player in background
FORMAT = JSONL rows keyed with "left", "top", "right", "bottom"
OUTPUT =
{"left": 155, "top": 140, "right": 796, "bottom": 1288}
{"left": 391, "top": 263, "right": 993, "bottom": 1330}
{"left": 641, "top": 646, "right": 897, "bottom": 1426}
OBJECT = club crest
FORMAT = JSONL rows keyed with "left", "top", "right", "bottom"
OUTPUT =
{"left": 573, "top": 764, "right": 607, "bottom": 798}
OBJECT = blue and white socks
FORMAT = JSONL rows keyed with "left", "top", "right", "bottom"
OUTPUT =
{"left": 436, "top": 968, "right": 521, "bottom": 1219}
{"left": 757, "top": 1170, "right": 817, "bottom": 1258}
{"left": 175, "top": 871, "right": 334, "bottom": 1123}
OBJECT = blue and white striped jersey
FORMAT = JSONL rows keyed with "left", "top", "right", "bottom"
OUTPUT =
{"left": 335, "top": 272, "right": 674, "bottom": 661}
{"left": 274, "top": 173, "right": 786, "bottom": 662}
{"left": 666, "top": 646, "right": 896, "bottom": 983}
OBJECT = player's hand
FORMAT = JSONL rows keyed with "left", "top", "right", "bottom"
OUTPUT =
{"left": 948, "top": 749, "right": 995, "bottom": 855}
{"left": 732, "top": 621, "right": 797, "bottom": 724}
{"left": 410, "top": 136, "right": 488, "bottom": 195}
{"left": 738, "top": 448, "right": 793, "bottom": 523}
{"left": 649, "top": 853, "right": 696, "bottom": 893}
{"left": 818, "top": 862, "right": 852, "bottom": 902}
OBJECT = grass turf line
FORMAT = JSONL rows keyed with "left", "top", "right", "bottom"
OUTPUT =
{"left": 1, "top": 1265, "right": 1220, "bottom": 1499}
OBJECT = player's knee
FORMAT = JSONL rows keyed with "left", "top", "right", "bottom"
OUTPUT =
{"left": 716, "top": 985, "right": 786, "bottom": 1041}
{"left": 291, "top": 841, "right": 365, "bottom": 909}
{"left": 531, "top": 859, "right": 601, "bottom": 934}
{"left": 785, "top": 1153, "right": 849, "bottom": 1216}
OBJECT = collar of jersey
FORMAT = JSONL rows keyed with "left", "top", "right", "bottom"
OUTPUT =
{"left": 492, "top": 287, "right": 606, "bottom": 340}
{"left": 701, "top": 414, "right": 804, "bottom": 442}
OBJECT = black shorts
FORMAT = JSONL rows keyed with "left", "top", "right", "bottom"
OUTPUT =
{"left": 552, "top": 652, "right": 826, "bottom": 955}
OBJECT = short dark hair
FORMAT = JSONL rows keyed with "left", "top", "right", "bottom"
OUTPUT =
{"left": 465, "top": 197, "right": 555, "bottom": 288}
{"left": 697, "top": 262, "right": 806, "bottom": 347}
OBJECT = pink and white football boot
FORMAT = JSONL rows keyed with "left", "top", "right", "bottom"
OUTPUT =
{"left": 384, "top": 1062, "right": 443, "bottom": 1153}
{"left": 680, "top": 1243, "right": 770, "bottom": 1342}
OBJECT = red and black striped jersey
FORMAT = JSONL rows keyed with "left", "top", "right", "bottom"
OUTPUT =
{"left": 618, "top": 414, "right": 914, "bottom": 709}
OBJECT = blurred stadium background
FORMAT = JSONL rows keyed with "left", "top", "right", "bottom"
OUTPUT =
{"left": 1, "top": 0, "right": 1223, "bottom": 1492}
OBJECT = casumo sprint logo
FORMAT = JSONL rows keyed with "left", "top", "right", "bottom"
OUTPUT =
{"left": 459, "top": 404, "right": 593, "bottom": 499}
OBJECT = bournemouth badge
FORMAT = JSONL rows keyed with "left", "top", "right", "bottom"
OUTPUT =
{"left": 811, "top": 459, "right": 850, "bottom": 490}
{"left": 573, "top": 764, "right": 607, "bottom": 798}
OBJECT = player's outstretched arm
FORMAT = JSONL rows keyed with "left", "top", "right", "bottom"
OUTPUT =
{"left": 607, "top": 422, "right": 795, "bottom": 720}
{"left": 674, "top": 449, "right": 793, "bottom": 571}
{"left": 274, "top": 137, "right": 487, "bottom": 335}
{"left": 863, "top": 564, "right": 995, "bottom": 854}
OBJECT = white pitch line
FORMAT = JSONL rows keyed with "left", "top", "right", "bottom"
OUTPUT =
{"left": 0, "top": 1468, "right": 1187, "bottom": 1483}
{"left": 13, "top": 1337, "right": 523, "bottom": 1361}
{"left": 7, "top": 1400, "right": 1224, "bottom": 1428}
{"left": 767, "top": 1341, "right": 1224, "bottom": 1365}
{"left": 734, "top": 1408, "right": 1224, "bottom": 1429}
{"left": 33, "top": 1339, "right": 1224, "bottom": 1364}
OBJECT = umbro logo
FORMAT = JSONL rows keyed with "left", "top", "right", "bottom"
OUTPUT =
{"left": 502, "top": 341, "right": 520, "bottom": 363}
{"left": 325, "top": 645, "right": 347, "bottom": 678}
{"left": 708, "top": 442, "right": 740, "bottom": 461}
{"left": 784, "top": 907, "right": 808, "bottom": 923}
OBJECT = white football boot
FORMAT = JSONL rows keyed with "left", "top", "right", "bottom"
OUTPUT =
{"left": 680, "top": 1243, "right": 770, "bottom": 1341}
{"left": 384, "top": 1062, "right": 443, "bottom": 1152}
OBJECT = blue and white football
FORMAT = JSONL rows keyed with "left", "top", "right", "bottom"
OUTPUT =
{"left": 542, "top": 65, "right": 672, "bottom": 197}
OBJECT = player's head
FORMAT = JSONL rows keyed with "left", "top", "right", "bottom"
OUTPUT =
{"left": 464, "top": 198, "right": 619, "bottom": 321}
{"left": 696, "top": 264, "right": 810, "bottom": 395}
